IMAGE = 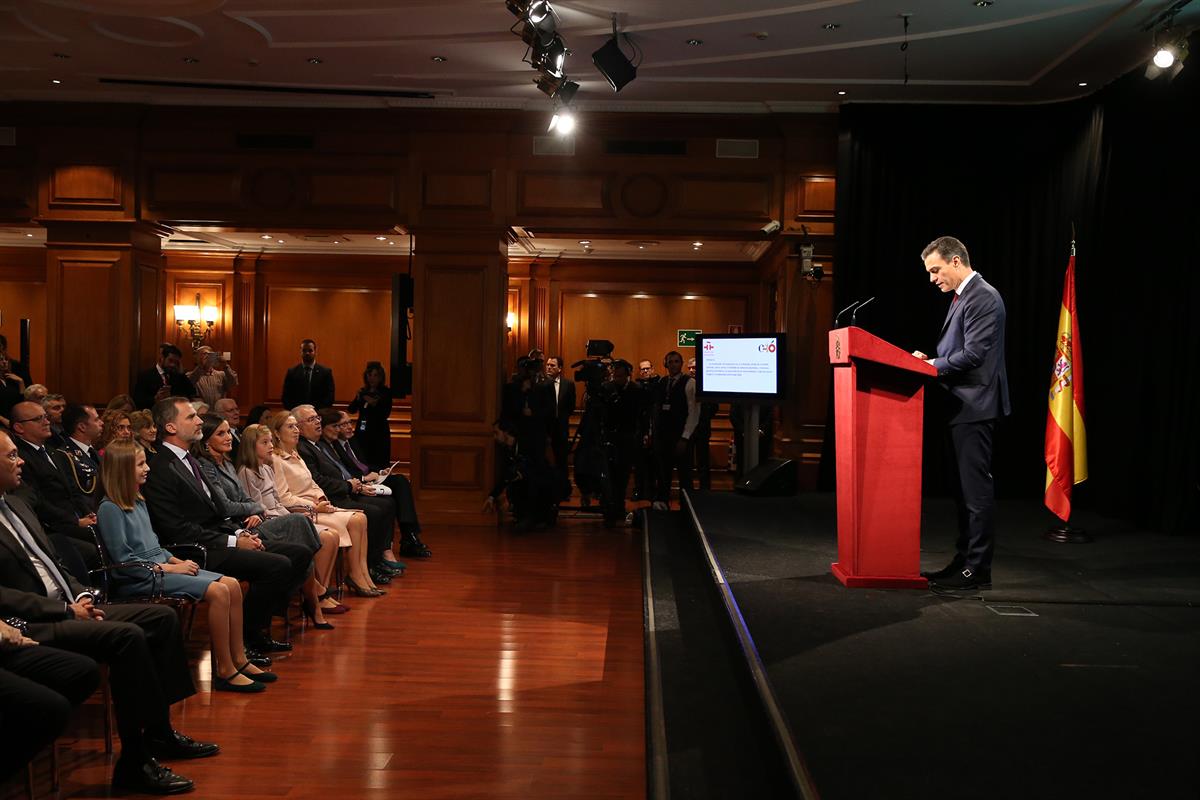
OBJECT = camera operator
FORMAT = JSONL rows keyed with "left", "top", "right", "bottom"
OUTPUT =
{"left": 569, "top": 341, "right": 616, "bottom": 509}
{"left": 500, "top": 356, "right": 561, "bottom": 514}
{"left": 483, "top": 419, "right": 559, "bottom": 532}
{"left": 650, "top": 351, "right": 699, "bottom": 511}
{"left": 597, "top": 360, "right": 645, "bottom": 527}
{"left": 633, "top": 359, "right": 661, "bottom": 502}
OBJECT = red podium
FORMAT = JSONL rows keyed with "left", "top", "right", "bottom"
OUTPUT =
{"left": 828, "top": 326, "right": 937, "bottom": 589}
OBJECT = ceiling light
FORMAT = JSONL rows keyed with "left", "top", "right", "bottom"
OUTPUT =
{"left": 535, "top": 73, "right": 580, "bottom": 103}
{"left": 583, "top": 293, "right": 598, "bottom": 298}
{"left": 823, "top": 23, "right": 841, "bottom": 30}
{"left": 333, "top": 239, "right": 340, "bottom": 244}
{"left": 276, "top": 239, "right": 284, "bottom": 244}
{"left": 592, "top": 36, "right": 637, "bottom": 93}
{"left": 683, "top": 295, "right": 698, "bottom": 300}
{"left": 692, "top": 241, "right": 703, "bottom": 247}
{"left": 26, "top": 233, "right": 34, "bottom": 237}
{"left": 548, "top": 109, "right": 576, "bottom": 136}
{"left": 974, "top": 0, "right": 993, "bottom": 6}
{"left": 1078, "top": 81, "right": 1088, "bottom": 87}
{"left": 686, "top": 38, "right": 703, "bottom": 46}
{"left": 307, "top": 57, "right": 323, "bottom": 65}
{"left": 260, "top": 234, "right": 273, "bottom": 240}
{"left": 1153, "top": 46, "right": 1176, "bottom": 68}
{"left": 510, "top": 0, "right": 557, "bottom": 47}
{"left": 388, "top": 241, "right": 395, "bottom": 245}
{"left": 531, "top": 34, "right": 568, "bottom": 78}
{"left": 632, "top": 293, "right": 650, "bottom": 298}
{"left": 579, "top": 240, "right": 591, "bottom": 245}
{"left": 1146, "top": 37, "right": 1188, "bottom": 80}
{"left": 375, "top": 236, "right": 388, "bottom": 240}
{"left": 51, "top": 79, "right": 61, "bottom": 84}
{"left": 837, "top": 90, "right": 847, "bottom": 95}
{"left": 431, "top": 55, "right": 447, "bottom": 62}
{"left": 183, "top": 56, "right": 199, "bottom": 64}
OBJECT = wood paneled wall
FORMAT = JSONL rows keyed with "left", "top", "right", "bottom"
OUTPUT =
{"left": 0, "top": 247, "right": 46, "bottom": 383}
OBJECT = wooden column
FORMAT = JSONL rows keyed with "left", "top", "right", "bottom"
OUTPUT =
{"left": 409, "top": 229, "right": 508, "bottom": 526}
{"left": 43, "top": 221, "right": 164, "bottom": 406}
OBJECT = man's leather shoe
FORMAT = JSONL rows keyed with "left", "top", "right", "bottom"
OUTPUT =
{"left": 920, "top": 554, "right": 965, "bottom": 581}
{"left": 368, "top": 567, "right": 392, "bottom": 584}
{"left": 246, "top": 636, "right": 292, "bottom": 653}
{"left": 399, "top": 541, "right": 432, "bottom": 558}
{"left": 931, "top": 567, "right": 992, "bottom": 592}
{"left": 112, "top": 758, "right": 195, "bottom": 794}
{"left": 243, "top": 649, "right": 272, "bottom": 667}
{"left": 145, "top": 730, "right": 220, "bottom": 760}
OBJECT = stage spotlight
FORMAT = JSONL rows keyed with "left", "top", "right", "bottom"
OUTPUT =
{"left": 531, "top": 34, "right": 568, "bottom": 78}
{"left": 548, "top": 109, "right": 576, "bottom": 136}
{"left": 1154, "top": 46, "right": 1176, "bottom": 68}
{"left": 592, "top": 36, "right": 637, "bottom": 92}
{"left": 534, "top": 73, "right": 579, "bottom": 103}
{"left": 1145, "top": 38, "right": 1188, "bottom": 80}
{"left": 509, "top": 0, "right": 557, "bottom": 47}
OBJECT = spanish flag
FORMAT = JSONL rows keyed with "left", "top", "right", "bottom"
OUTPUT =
{"left": 1044, "top": 245, "right": 1087, "bottom": 521}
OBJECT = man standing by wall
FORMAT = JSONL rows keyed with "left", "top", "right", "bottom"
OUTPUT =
{"left": 282, "top": 339, "right": 335, "bottom": 411}
{"left": 912, "top": 236, "right": 1010, "bottom": 592}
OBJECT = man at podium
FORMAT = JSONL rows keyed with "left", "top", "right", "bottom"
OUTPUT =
{"left": 911, "top": 236, "right": 1011, "bottom": 592}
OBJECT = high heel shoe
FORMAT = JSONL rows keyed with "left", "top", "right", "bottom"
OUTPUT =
{"left": 344, "top": 577, "right": 385, "bottom": 597}
{"left": 302, "top": 599, "right": 335, "bottom": 630}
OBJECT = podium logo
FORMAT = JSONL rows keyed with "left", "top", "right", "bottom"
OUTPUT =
{"left": 703, "top": 341, "right": 715, "bottom": 351}
{"left": 758, "top": 340, "right": 777, "bottom": 353}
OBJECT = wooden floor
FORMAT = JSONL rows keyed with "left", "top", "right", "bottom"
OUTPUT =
{"left": 37, "top": 521, "right": 648, "bottom": 800}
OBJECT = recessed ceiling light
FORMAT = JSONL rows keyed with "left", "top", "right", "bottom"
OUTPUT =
{"left": 683, "top": 295, "right": 698, "bottom": 300}
{"left": 276, "top": 239, "right": 284, "bottom": 244}
{"left": 332, "top": 239, "right": 340, "bottom": 244}
{"left": 974, "top": 0, "right": 993, "bottom": 6}
{"left": 579, "top": 240, "right": 591, "bottom": 245}
{"left": 686, "top": 38, "right": 703, "bottom": 46}
{"left": 50, "top": 79, "right": 61, "bottom": 84}
{"left": 388, "top": 241, "right": 395, "bottom": 245}
{"left": 431, "top": 55, "right": 447, "bottom": 62}
{"left": 583, "top": 293, "right": 598, "bottom": 298}
{"left": 307, "top": 57, "right": 323, "bottom": 65}
{"left": 692, "top": 241, "right": 703, "bottom": 247}
{"left": 53, "top": 52, "right": 71, "bottom": 59}
{"left": 260, "top": 234, "right": 273, "bottom": 240}
{"left": 823, "top": 23, "right": 841, "bottom": 30}
{"left": 837, "top": 90, "right": 847, "bottom": 96}
{"left": 1078, "top": 81, "right": 1088, "bottom": 87}
{"left": 183, "top": 56, "right": 199, "bottom": 64}
{"left": 26, "top": 233, "right": 34, "bottom": 237}
{"left": 375, "top": 236, "right": 388, "bottom": 241}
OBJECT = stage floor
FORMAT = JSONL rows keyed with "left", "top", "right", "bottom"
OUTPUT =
{"left": 686, "top": 491, "right": 1200, "bottom": 800}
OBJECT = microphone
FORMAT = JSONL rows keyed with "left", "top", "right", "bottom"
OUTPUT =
{"left": 834, "top": 299, "right": 862, "bottom": 328}
{"left": 850, "top": 296, "right": 875, "bottom": 327}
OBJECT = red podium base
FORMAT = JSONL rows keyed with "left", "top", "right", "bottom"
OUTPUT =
{"left": 831, "top": 562, "right": 928, "bottom": 590}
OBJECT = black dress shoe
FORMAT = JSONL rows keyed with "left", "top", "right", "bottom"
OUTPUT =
{"left": 246, "top": 636, "right": 293, "bottom": 653}
{"left": 368, "top": 567, "right": 393, "bottom": 584}
{"left": 112, "top": 757, "right": 195, "bottom": 794}
{"left": 145, "top": 730, "right": 220, "bottom": 760}
{"left": 400, "top": 532, "right": 432, "bottom": 558}
{"left": 920, "top": 554, "right": 965, "bottom": 581}
{"left": 931, "top": 567, "right": 992, "bottom": 593}
{"left": 243, "top": 649, "right": 273, "bottom": 668}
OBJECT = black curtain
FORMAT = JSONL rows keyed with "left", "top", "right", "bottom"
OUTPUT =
{"left": 826, "top": 33, "right": 1199, "bottom": 534}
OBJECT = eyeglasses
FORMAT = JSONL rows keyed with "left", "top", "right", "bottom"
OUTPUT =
{"left": 302, "top": 416, "right": 320, "bottom": 424}
{"left": 2, "top": 451, "right": 20, "bottom": 463}
{"left": 13, "top": 413, "right": 49, "bottom": 424}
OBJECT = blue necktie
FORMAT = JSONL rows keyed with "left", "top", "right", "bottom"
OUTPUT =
{"left": 0, "top": 500, "right": 74, "bottom": 600}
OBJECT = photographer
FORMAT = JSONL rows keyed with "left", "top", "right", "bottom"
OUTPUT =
{"left": 132, "top": 344, "right": 196, "bottom": 410}
{"left": 348, "top": 361, "right": 393, "bottom": 470}
{"left": 597, "top": 360, "right": 645, "bottom": 527}
{"left": 484, "top": 419, "right": 559, "bottom": 532}
{"left": 186, "top": 346, "right": 238, "bottom": 408}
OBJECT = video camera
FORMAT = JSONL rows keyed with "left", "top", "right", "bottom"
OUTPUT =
{"left": 572, "top": 339, "right": 614, "bottom": 394}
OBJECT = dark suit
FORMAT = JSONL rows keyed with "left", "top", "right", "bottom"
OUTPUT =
{"left": 0, "top": 494, "right": 193, "bottom": 759}
{"left": 58, "top": 436, "right": 103, "bottom": 513}
{"left": 298, "top": 437, "right": 393, "bottom": 565}
{"left": 141, "top": 446, "right": 296, "bottom": 635}
{"left": 549, "top": 377, "right": 576, "bottom": 485}
{"left": 332, "top": 439, "right": 421, "bottom": 533}
{"left": 14, "top": 435, "right": 101, "bottom": 570}
{"left": 282, "top": 363, "right": 335, "bottom": 412}
{"left": 131, "top": 366, "right": 196, "bottom": 410}
{"left": 1, "top": 645, "right": 99, "bottom": 780}
{"left": 931, "top": 273, "right": 1010, "bottom": 574}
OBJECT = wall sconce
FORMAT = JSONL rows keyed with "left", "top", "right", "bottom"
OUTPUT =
{"left": 174, "top": 292, "right": 219, "bottom": 351}
{"left": 506, "top": 311, "right": 517, "bottom": 333}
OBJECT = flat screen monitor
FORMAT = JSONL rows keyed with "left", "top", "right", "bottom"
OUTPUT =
{"left": 694, "top": 333, "right": 786, "bottom": 401}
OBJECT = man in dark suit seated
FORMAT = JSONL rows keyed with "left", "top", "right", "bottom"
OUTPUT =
{"left": 1, "top": 620, "right": 99, "bottom": 783}
{"left": 42, "top": 393, "right": 69, "bottom": 450}
{"left": 8, "top": 401, "right": 101, "bottom": 569}
{"left": 329, "top": 408, "right": 430, "bottom": 560}
{"left": 912, "top": 236, "right": 1011, "bottom": 593}
{"left": 58, "top": 403, "right": 105, "bottom": 510}
{"left": 132, "top": 344, "right": 196, "bottom": 411}
{"left": 281, "top": 339, "right": 335, "bottom": 412}
{"left": 0, "top": 430, "right": 217, "bottom": 794}
{"left": 143, "top": 397, "right": 299, "bottom": 653}
{"left": 292, "top": 405, "right": 398, "bottom": 584}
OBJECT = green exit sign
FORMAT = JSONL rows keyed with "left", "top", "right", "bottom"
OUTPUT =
{"left": 677, "top": 329, "right": 702, "bottom": 347}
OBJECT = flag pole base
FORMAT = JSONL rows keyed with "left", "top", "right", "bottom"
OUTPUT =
{"left": 1044, "top": 525, "right": 1091, "bottom": 544}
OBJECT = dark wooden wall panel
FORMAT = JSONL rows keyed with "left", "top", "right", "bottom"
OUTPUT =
{"left": 418, "top": 266, "right": 487, "bottom": 422}
{"left": 517, "top": 172, "right": 611, "bottom": 216}
{"left": 0, "top": 278, "right": 47, "bottom": 384}
{"left": 422, "top": 171, "right": 493, "bottom": 210}
{"left": 57, "top": 258, "right": 117, "bottom": 402}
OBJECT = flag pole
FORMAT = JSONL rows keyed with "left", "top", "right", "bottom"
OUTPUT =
{"left": 1044, "top": 229, "right": 1091, "bottom": 543}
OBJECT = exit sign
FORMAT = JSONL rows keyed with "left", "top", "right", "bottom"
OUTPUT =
{"left": 677, "top": 329, "right": 702, "bottom": 347}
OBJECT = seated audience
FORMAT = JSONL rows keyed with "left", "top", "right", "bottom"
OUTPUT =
{"left": 129, "top": 409, "right": 159, "bottom": 455}
{"left": 98, "top": 408, "right": 133, "bottom": 454}
{"left": 265, "top": 412, "right": 382, "bottom": 598}
{"left": 8, "top": 401, "right": 99, "bottom": 568}
{"left": 42, "top": 393, "right": 68, "bottom": 449}
{"left": 193, "top": 415, "right": 330, "bottom": 629}
{"left": 23, "top": 384, "right": 48, "bottom": 404}
{"left": 105, "top": 394, "right": 136, "bottom": 415}
{"left": 213, "top": 398, "right": 243, "bottom": 460}
{"left": 1, "top": 620, "right": 99, "bottom": 783}
{"left": 98, "top": 439, "right": 273, "bottom": 693}
{"left": 331, "top": 407, "right": 430, "bottom": 563}
{"left": 295, "top": 404, "right": 398, "bottom": 586}
{"left": 142, "top": 397, "right": 301, "bottom": 654}
{"left": 59, "top": 404, "right": 104, "bottom": 510}
{"left": 245, "top": 404, "right": 271, "bottom": 427}
{"left": 0, "top": 430, "right": 216, "bottom": 794}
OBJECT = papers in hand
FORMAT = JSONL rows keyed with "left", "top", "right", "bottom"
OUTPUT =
{"left": 365, "top": 461, "right": 403, "bottom": 484}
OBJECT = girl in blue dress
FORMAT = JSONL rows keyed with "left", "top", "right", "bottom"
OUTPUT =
{"left": 98, "top": 439, "right": 276, "bottom": 693}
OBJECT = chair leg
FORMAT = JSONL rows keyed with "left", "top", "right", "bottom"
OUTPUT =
{"left": 101, "top": 669, "right": 113, "bottom": 756}
{"left": 50, "top": 741, "right": 58, "bottom": 793}
{"left": 334, "top": 548, "right": 347, "bottom": 602}
{"left": 26, "top": 760, "right": 35, "bottom": 800}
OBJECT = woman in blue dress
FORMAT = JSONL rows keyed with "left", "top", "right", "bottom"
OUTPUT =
{"left": 98, "top": 439, "right": 275, "bottom": 694}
